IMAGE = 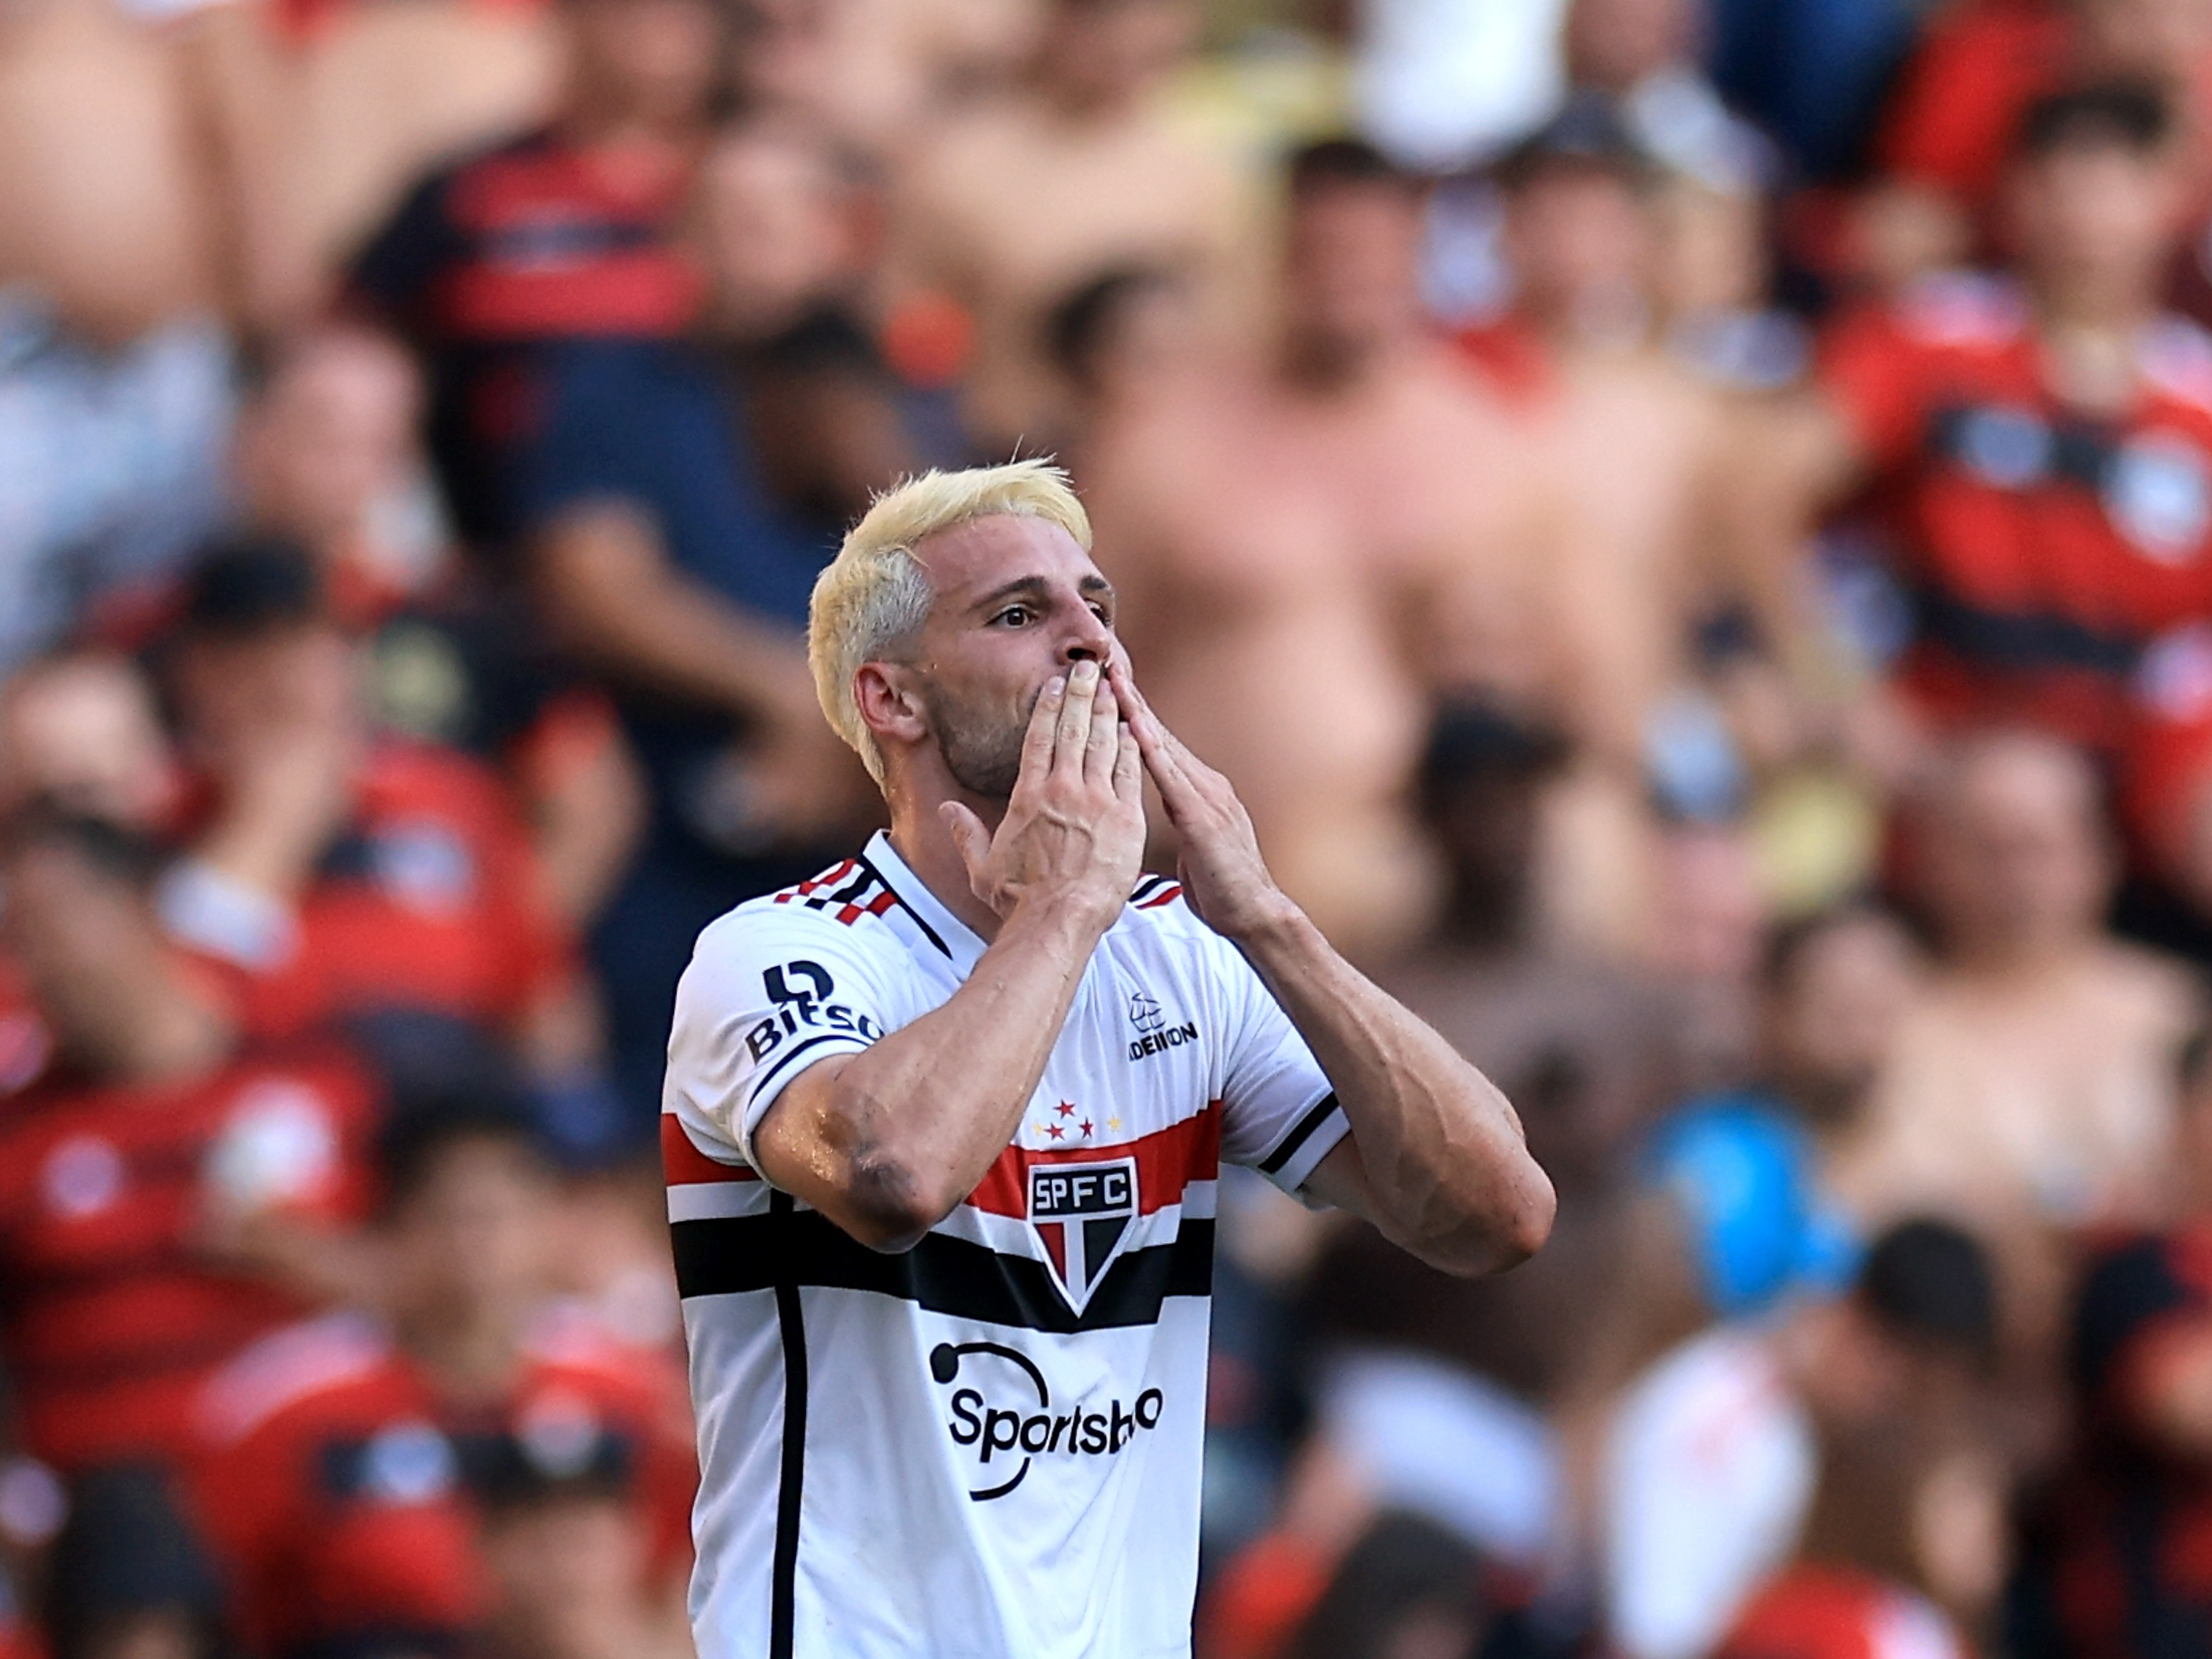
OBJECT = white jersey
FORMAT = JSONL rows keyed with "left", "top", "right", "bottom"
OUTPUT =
{"left": 663, "top": 832, "right": 1349, "bottom": 1659}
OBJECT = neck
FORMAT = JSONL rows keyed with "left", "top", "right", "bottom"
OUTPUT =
{"left": 398, "top": 1303, "right": 527, "bottom": 1402}
{"left": 885, "top": 786, "right": 1007, "bottom": 939}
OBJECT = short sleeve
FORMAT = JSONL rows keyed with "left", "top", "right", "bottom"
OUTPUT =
{"left": 663, "top": 906, "right": 899, "bottom": 1171}
{"left": 1212, "top": 946, "right": 1347, "bottom": 1198}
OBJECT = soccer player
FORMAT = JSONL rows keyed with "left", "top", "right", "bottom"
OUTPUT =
{"left": 662, "top": 460, "right": 1556, "bottom": 1657}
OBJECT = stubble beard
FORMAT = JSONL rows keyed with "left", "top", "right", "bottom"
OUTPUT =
{"left": 929, "top": 684, "right": 1030, "bottom": 804}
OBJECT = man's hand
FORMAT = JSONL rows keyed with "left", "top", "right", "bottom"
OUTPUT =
{"left": 944, "top": 659, "right": 1144, "bottom": 928}
{"left": 1109, "top": 663, "right": 1289, "bottom": 940}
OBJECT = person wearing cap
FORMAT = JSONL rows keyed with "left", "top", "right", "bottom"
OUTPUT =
{"left": 188, "top": 1096, "right": 696, "bottom": 1659}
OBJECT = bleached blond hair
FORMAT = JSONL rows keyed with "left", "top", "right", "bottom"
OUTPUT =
{"left": 809, "top": 459, "right": 1093, "bottom": 785}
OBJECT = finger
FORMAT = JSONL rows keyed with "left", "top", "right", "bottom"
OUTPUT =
{"left": 1055, "top": 659, "right": 1100, "bottom": 773}
{"left": 940, "top": 800, "right": 992, "bottom": 889}
{"left": 1113, "top": 719, "right": 1142, "bottom": 801}
{"left": 1084, "top": 679, "right": 1121, "bottom": 788}
{"left": 1015, "top": 674, "right": 1066, "bottom": 796}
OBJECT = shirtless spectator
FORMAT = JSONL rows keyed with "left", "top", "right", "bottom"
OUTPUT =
{"left": 188, "top": 1096, "right": 694, "bottom": 1659}
{"left": 888, "top": 0, "right": 1255, "bottom": 452}
{"left": 347, "top": 0, "right": 725, "bottom": 545}
{"left": 1744, "top": 84, "right": 2212, "bottom": 833}
{"left": 1832, "top": 733, "right": 2201, "bottom": 1364}
{"left": 0, "top": 808, "right": 383, "bottom": 1476}
{"left": 0, "top": 0, "right": 305, "bottom": 339}
{"left": 509, "top": 114, "right": 901, "bottom": 1127}
{"left": 1088, "top": 139, "right": 1546, "bottom": 962}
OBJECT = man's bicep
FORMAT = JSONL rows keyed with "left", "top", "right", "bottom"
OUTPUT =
{"left": 748, "top": 1054, "right": 860, "bottom": 1202}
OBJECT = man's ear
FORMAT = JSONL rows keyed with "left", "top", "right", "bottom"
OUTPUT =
{"left": 854, "top": 662, "right": 929, "bottom": 752}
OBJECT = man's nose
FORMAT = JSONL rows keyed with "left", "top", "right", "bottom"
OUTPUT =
{"left": 1060, "top": 610, "right": 1115, "bottom": 669}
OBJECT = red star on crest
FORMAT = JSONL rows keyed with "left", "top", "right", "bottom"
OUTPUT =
{"left": 1055, "top": 1101, "right": 1076, "bottom": 1117}
{"left": 1080, "top": 1119, "right": 1094, "bottom": 1137}
{"left": 1045, "top": 1123, "right": 1065, "bottom": 1140}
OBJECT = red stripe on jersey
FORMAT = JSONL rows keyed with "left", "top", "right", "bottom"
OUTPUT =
{"left": 1136, "top": 885, "right": 1183, "bottom": 910}
{"left": 965, "top": 1103, "right": 1220, "bottom": 1221}
{"left": 773, "top": 859, "right": 857, "bottom": 906}
{"left": 660, "top": 1114, "right": 756, "bottom": 1186}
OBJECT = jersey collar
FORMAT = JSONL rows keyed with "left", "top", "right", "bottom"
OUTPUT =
{"left": 862, "top": 830, "right": 987, "bottom": 975}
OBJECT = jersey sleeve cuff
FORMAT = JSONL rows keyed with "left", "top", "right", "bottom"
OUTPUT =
{"left": 1253, "top": 1091, "right": 1352, "bottom": 1201}
{"left": 732, "top": 1033, "right": 876, "bottom": 1169}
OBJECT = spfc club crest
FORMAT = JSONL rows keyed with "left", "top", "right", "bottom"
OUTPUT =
{"left": 1028, "top": 1159, "right": 1137, "bottom": 1309}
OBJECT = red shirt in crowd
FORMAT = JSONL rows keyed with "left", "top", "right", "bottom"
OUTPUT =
{"left": 188, "top": 1311, "right": 696, "bottom": 1659}
{"left": 1821, "top": 272, "right": 2212, "bottom": 763}
{"left": 1720, "top": 1566, "right": 1971, "bottom": 1659}
{"left": 185, "top": 739, "right": 575, "bottom": 1040}
{"left": 0, "top": 1040, "right": 380, "bottom": 1472}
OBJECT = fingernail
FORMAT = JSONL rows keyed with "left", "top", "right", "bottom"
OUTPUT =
{"left": 1047, "top": 675, "right": 1066, "bottom": 696}
{"left": 1073, "top": 661, "right": 1098, "bottom": 686}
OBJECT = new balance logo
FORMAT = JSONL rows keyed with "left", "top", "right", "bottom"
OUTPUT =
{"left": 742, "top": 960, "right": 883, "bottom": 1061}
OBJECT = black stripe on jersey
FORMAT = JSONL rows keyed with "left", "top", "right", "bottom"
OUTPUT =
{"left": 1130, "top": 874, "right": 1174, "bottom": 906}
{"left": 670, "top": 1212, "right": 1216, "bottom": 1331}
{"left": 745, "top": 1033, "right": 871, "bottom": 1111}
{"left": 856, "top": 852, "right": 952, "bottom": 959}
{"left": 770, "top": 1192, "right": 807, "bottom": 1659}
{"left": 1257, "top": 1091, "right": 1343, "bottom": 1177}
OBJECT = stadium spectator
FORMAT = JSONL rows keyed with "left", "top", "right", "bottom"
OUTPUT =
{"left": 1603, "top": 1219, "right": 1998, "bottom": 1659}
{"left": 0, "top": 810, "right": 382, "bottom": 1474}
{"left": 510, "top": 113, "right": 901, "bottom": 1129}
{"left": 1745, "top": 84, "right": 2212, "bottom": 807}
{"left": 44, "top": 1466, "right": 229, "bottom": 1659}
{"left": 155, "top": 538, "right": 591, "bottom": 1081}
{"left": 188, "top": 1096, "right": 694, "bottom": 1659}
{"left": 346, "top": 0, "right": 727, "bottom": 545}
{"left": 886, "top": 0, "right": 1256, "bottom": 452}
{"left": 1834, "top": 732, "right": 2199, "bottom": 1367}
{"left": 1088, "top": 139, "right": 1546, "bottom": 963}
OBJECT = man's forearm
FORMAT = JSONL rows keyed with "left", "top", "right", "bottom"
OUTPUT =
{"left": 1233, "top": 902, "right": 1554, "bottom": 1274}
{"left": 765, "top": 899, "right": 1109, "bottom": 1247}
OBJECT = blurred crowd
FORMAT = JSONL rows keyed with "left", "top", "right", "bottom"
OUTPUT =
{"left": 19, "top": 0, "right": 2212, "bottom": 1657}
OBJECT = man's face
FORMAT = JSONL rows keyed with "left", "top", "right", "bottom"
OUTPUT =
{"left": 385, "top": 1137, "right": 557, "bottom": 1328}
{"left": 1505, "top": 163, "right": 1655, "bottom": 322}
{"left": 1283, "top": 183, "right": 1426, "bottom": 363}
{"left": 237, "top": 335, "right": 421, "bottom": 550}
{"left": 1042, "top": 0, "right": 1197, "bottom": 112}
{"left": 695, "top": 127, "right": 856, "bottom": 337}
{"left": 1918, "top": 740, "right": 2110, "bottom": 962}
{"left": 1564, "top": 0, "right": 1698, "bottom": 92}
{"left": 564, "top": 0, "right": 724, "bottom": 128}
{"left": 0, "top": 657, "right": 175, "bottom": 830}
{"left": 893, "top": 517, "right": 1118, "bottom": 801}
{"left": 2006, "top": 138, "right": 2184, "bottom": 297}
{"left": 1768, "top": 914, "right": 1922, "bottom": 1124}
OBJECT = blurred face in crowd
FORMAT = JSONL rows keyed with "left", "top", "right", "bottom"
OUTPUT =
{"left": 562, "top": 0, "right": 724, "bottom": 132}
{"left": 1503, "top": 161, "right": 1657, "bottom": 335}
{"left": 0, "top": 656, "right": 175, "bottom": 830}
{"left": 1038, "top": 0, "right": 1197, "bottom": 115}
{"left": 1281, "top": 179, "right": 1427, "bottom": 377}
{"left": 1424, "top": 763, "right": 1551, "bottom": 937}
{"left": 2079, "top": 0, "right": 2212, "bottom": 72}
{"left": 2004, "top": 131, "right": 2186, "bottom": 310}
{"left": 481, "top": 1494, "right": 652, "bottom": 1659}
{"left": 384, "top": 1135, "right": 558, "bottom": 1333}
{"left": 865, "top": 517, "right": 1117, "bottom": 802}
{"left": 1564, "top": 0, "right": 1700, "bottom": 92}
{"left": 235, "top": 331, "right": 422, "bottom": 556}
{"left": 695, "top": 122, "right": 866, "bottom": 340}
{"left": 1915, "top": 734, "right": 2111, "bottom": 966}
{"left": 1060, "top": 274, "right": 1199, "bottom": 409}
{"left": 1652, "top": 179, "right": 1768, "bottom": 319}
{"left": 170, "top": 622, "right": 360, "bottom": 768}
{"left": 1766, "top": 911, "right": 1922, "bottom": 1127}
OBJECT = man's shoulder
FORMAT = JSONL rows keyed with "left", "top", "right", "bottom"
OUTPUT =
{"left": 195, "top": 1312, "right": 409, "bottom": 1451}
{"left": 693, "top": 854, "right": 924, "bottom": 975}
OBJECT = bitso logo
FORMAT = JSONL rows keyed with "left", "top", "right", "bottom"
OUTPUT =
{"left": 1126, "top": 990, "right": 1197, "bottom": 1063}
{"left": 929, "top": 1341, "right": 1164, "bottom": 1501}
{"left": 1029, "top": 1159, "right": 1136, "bottom": 1306}
{"left": 743, "top": 960, "right": 883, "bottom": 1061}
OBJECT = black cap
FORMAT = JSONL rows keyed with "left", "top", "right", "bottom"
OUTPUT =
{"left": 1497, "top": 93, "right": 1655, "bottom": 188}
{"left": 46, "top": 1466, "right": 226, "bottom": 1659}
{"left": 1858, "top": 1218, "right": 1998, "bottom": 1362}
{"left": 178, "top": 534, "right": 326, "bottom": 639}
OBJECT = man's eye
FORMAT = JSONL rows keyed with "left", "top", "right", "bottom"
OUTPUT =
{"left": 995, "top": 606, "right": 1031, "bottom": 626}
